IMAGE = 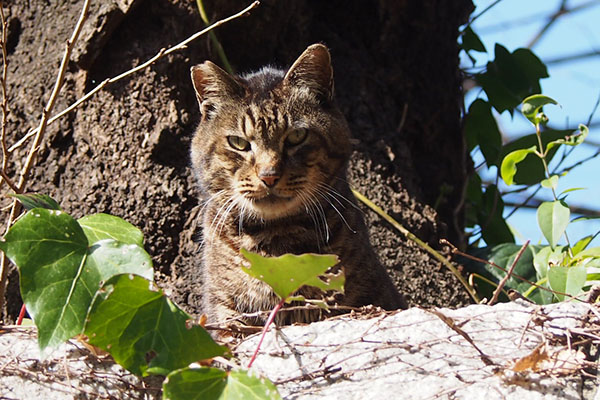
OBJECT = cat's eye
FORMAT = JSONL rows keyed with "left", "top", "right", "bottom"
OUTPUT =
{"left": 227, "top": 136, "right": 251, "bottom": 151}
{"left": 285, "top": 129, "right": 308, "bottom": 146}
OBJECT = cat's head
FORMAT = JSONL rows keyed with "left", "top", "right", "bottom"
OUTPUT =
{"left": 190, "top": 44, "right": 351, "bottom": 221}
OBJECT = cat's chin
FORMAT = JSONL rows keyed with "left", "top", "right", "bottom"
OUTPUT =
{"left": 248, "top": 194, "right": 303, "bottom": 220}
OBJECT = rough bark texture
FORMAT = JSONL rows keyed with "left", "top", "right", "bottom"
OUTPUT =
{"left": 1, "top": 0, "right": 473, "bottom": 322}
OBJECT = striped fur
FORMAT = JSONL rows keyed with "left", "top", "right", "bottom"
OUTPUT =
{"left": 190, "top": 44, "right": 406, "bottom": 328}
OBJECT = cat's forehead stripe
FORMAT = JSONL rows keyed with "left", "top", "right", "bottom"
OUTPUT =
{"left": 241, "top": 103, "right": 289, "bottom": 139}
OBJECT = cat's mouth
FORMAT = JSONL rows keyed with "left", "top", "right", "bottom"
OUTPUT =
{"left": 248, "top": 192, "right": 302, "bottom": 219}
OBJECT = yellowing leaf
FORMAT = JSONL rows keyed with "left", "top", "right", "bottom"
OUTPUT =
{"left": 240, "top": 249, "right": 342, "bottom": 300}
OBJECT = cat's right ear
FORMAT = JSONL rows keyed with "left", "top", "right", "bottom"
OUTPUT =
{"left": 190, "top": 61, "right": 243, "bottom": 120}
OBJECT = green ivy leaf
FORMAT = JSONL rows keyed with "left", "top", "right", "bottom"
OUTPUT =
{"left": 548, "top": 266, "right": 587, "bottom": 301}
{"left": 500, "top": 146, "right": 537, "bottom": 186}
{"left": 85, "top": 274, "right": 227, "bottom": 376}
{"left": 537, "top": 201, "right": 570, "bottom": 249}
{"left": 465, "top": 99, "right": 502, "bottom": 166}
{"left": 78, "top": 213, "right": 144, "bottom": 246}
{"left": 163, "top": 368, "right": 281, "bottom": 400}
{"left": 0, "top": 209, "right": 153, "bottom": 354}
{"left": 10, "top": 193, "right": 61, "bottom": 211}
{"left": 240, "top": 249, "right": 342, "bottom": 300}
{"left": 521, "top": 94, "right": 558, "bottom": 125}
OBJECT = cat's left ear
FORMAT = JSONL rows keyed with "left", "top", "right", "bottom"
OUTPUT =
{"left": 190, "top": 61, "right": 243, "bottom": 120}
{"left": 284, "top": 44, "right": 334, "bottom": 104}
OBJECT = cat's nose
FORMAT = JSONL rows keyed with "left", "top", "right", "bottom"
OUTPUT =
{"left": 259, "top": 174, "right": 280, "bottom": 188}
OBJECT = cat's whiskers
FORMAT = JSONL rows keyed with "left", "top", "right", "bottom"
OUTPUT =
{"left": 317, "top": 182, "right": 363, "bottom": 213}
{"left": 207, "top": 195, "right": 236, "bottom": 240}
{"left": 215, "top": 196, "right": 239, "bottom": 238}
{"left": 312, "top": 185, "right": 357, "bottom": 234}
{"left": 197, "top": 190, "right": 227, "bottom": 250}
{"left": 295, "top": 190, "right": 328, "bottom": 247}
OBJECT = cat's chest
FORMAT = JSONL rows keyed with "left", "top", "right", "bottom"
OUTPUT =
{"left": 239, "top": 222, "right": 323, "bottom": 256}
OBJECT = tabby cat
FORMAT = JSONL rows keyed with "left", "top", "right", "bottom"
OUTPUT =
{"left": 190, "top": 44, "right": 406, "bottom": 328}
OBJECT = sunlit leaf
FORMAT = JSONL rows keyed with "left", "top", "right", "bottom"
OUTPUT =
{"left": 540, "top": 175, "right": 559, "bottom": 190}
{"left": 572, "top": 236, "right": 594, "bottom": 256}
{"left": 0, "top": 209, "right": 153, "bottom": 354}
{"left": 537, "top": 201, "right": 570, "bottom": 248}
{"left": 500, "top": 129, "right": 569, "bottom": 185}
{"left": 85, "top": 274, "right": 227, "bottom": 376}
{"left": 240, "top": 249, "right": 342, "bottom": 300}
{"left": 500, "top": 146, "right": 537, "bottom": 186}
{"left": 546, "top": 124, "right": 589, "bottom": 153}
{"left": 163, "top": 368, "right": 281, "bottom": 400}
{"left": 521, "top": 94, "right": 558, "bottom": 125}
{"left": 78, "top": 213, "right": 144, "bottom": 246}
{"left": 548, "top": 266, "right": 586, "bottom": 301}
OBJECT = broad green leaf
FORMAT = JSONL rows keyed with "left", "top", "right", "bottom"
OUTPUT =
{"left": 85, "top": 274, "right": 227, "bottom": 376}
{"left": 10, "top": 193, "right": 61, "bottom": 210}
{"left": 240, "top": 249, "right": 341, "bottom": 300}
{"left": 531, "top": 246, "right": 564, "bottom": 305}
{"left": 512, "top": 50, "right": 549, "bottom": 91}
{"left": 460, "top": 26, "right": 486, "bottom": 53}
{"left": 572, "top": 236, "right": 594, "bottom": 256}
{"left": 476, "top": 45, "right": 549, "bottom": 114}
{"left": 546, "top": 124, "right": 589, "bottom": 153}
{"left": 163, "top": 368, "right": 281, "bottom": 400}
{"left": 537, "top": 201, "right": 570, "bottom": 248}
{"left": 500, "top": 129, "right": 569, "bottom": 185}
{"left": 465, "top": 99, "right": 502, "bottom": 166}
{"left": 78, "top": 213, "right": 143, "bottom": 246}
{"left": 225, "top": 370, "right": 280, "bottom": 400}
{"left": 87, "top": 239, "right": 154, "bottom": 282}
{"left": 164, "top": 367, "right": 227, "bottom": 400}
{"left": 477, "top": 185, "right": 514, "bottom": 246}
{"left": 541, "top": 175, "right": 559, "bottom": 190}
{"left": 0, "top": 209, "right": 87, "bottom": 353}
{"left": 500, "top": 146, "right": 537, "bottom": 186}
{"left": 0, "top": 209, "right": 153, "bottom": 354}
{"left": 548, "top": 266, "right": 587, "bottom": 301}
{"left": 521, "top": 94, "right": 558, "bottom": 125}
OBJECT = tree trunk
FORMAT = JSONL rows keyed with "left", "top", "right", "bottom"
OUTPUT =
{"left": 1, "top": 0, "right": 473, "bottom": 322}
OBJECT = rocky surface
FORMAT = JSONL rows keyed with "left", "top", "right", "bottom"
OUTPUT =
{"left": 1, "top": 301, "right": 597, "bottom": 399}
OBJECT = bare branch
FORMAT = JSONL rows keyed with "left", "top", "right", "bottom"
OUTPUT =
{"left": 489, "top": 240, "right": 530, "bottom": 306}
{"left": 8, "top": 0, "right": 260, "bottom": 154}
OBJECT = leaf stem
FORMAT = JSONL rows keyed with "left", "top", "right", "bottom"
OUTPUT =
{"left": 534, "top": 122, "right": 572, "bottom": 251}
{"left": 247, "top": 298, "right": 284, "bottom": 369}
